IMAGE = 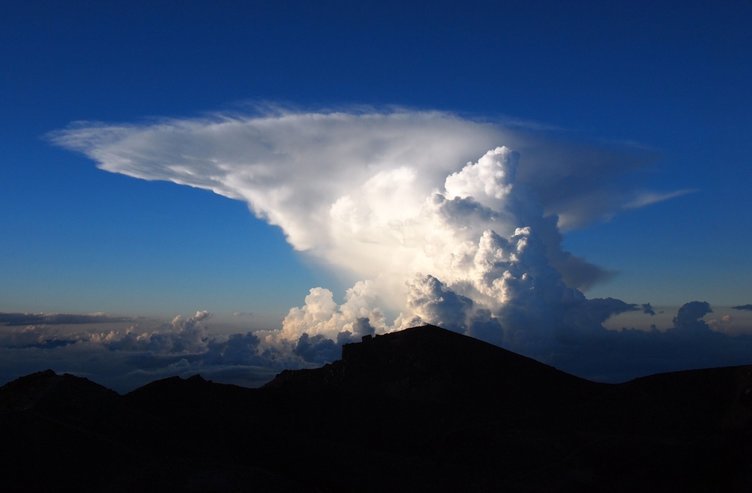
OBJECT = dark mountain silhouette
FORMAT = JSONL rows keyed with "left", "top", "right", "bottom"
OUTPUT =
{"left": 0, "top": 369, "right": 118, "bottom": 413}
{"left": 1, "top": 325, "right": 751, "bottom": 492}
{"left": 268, "top": 324, "right": 594, "bottom": 397}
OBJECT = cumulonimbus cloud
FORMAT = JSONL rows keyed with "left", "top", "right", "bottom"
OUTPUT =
{"left": 51, "top": 108, "right": 696, "bottom": 368}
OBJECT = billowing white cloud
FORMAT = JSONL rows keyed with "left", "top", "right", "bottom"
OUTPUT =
{"left": 53, "top": 111, "right": 502, "bottom": 253}
{"left": 279, "top": 281, "right": 383, "bottom": 342}
{"left": 51, "top": 109, "right": 679, "bottom": 281}
{"left": 51, "top": 108, "right": 699, "bottom": 370}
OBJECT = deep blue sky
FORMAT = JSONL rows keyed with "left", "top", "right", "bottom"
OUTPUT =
{"left": 2, "top": 0, "right": 750, "bottom": 323}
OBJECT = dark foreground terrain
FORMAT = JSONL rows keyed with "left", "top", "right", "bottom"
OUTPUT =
{"left": 1, "top": 325, "right": 751, "bottom": 492}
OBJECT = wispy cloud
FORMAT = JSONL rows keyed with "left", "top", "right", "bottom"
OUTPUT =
{"left": 623, "top": 189, "right": 697, "bottom": 210}
{"left": 0, "top": 312, "right": 130, "bottom": 326}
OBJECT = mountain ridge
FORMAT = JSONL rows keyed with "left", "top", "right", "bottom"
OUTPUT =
{"left": 1, "top": 324, "right": 751, "bottom": 492}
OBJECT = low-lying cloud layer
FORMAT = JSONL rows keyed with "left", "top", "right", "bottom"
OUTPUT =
{"left": 0, "top": 311, "right": 298, "bottom": 391}
{"left": 38, "top": 108, "right": 748, "bottom": 387}
{"left": 0, "top": 312, "right": 131, "bottom": 326}
{"left": 1, "top": 303, "right": 750, "bottom": 392}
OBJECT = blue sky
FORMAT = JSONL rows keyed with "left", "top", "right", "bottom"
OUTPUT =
{"left": 1, "top": 1, "right": 751, "bottom": 345}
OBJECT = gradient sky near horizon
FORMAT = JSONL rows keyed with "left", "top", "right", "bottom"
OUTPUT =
{"left": 2, "top": 0, "right": 751, "bottom": 327}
